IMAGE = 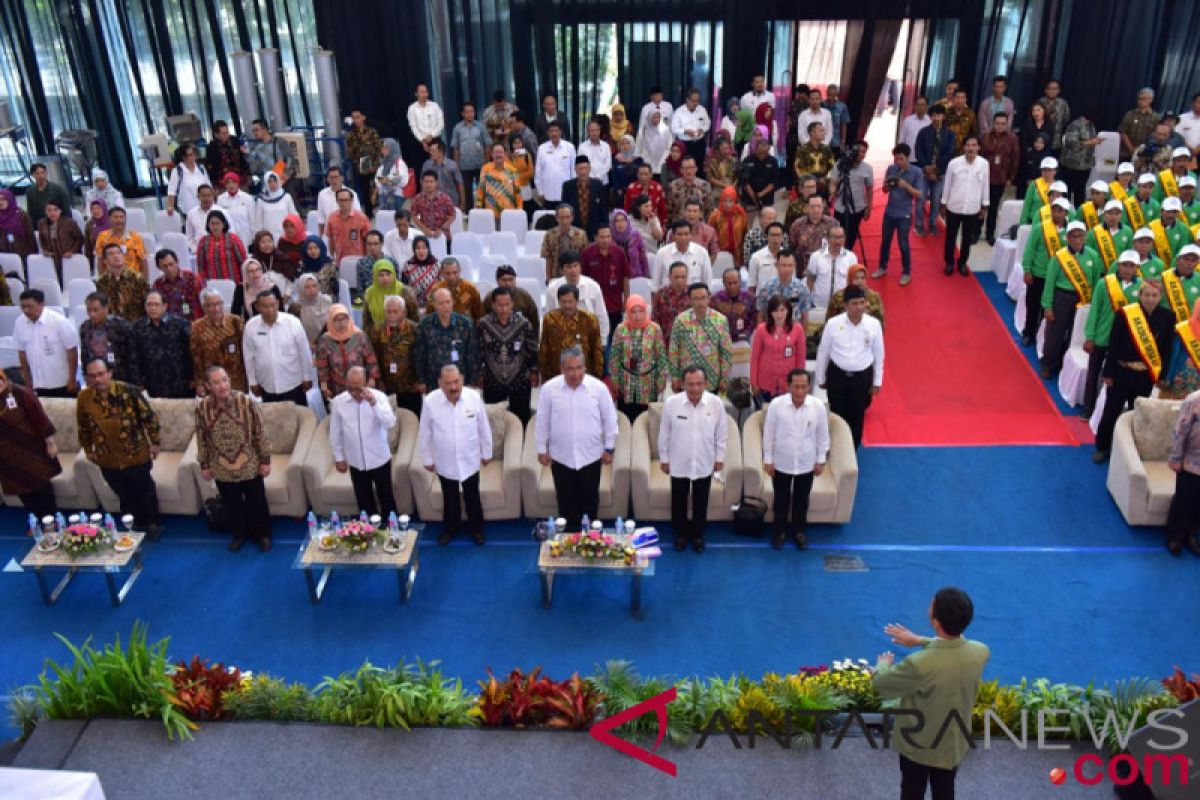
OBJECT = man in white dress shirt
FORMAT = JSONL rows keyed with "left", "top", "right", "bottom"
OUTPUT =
{"left": 639, "top": 86, "right": 674, "bottom": 131}
{"left": 899, "top": 96, "right": 932, "bottom": 156}
{"left": 672, "top": 88, "right": 713, "bottom": 169}
{"left": 796, "top": 89, "right": 834, "bottom": 147}
{"left": 576, "top": 120, "right": 613, "bottom": 187}
{"left": 383, "top": 209, "right": 415, "bottom": 267}
{"left": 420, "top": 364, "right": 492, "bottom": 545}
{"left": 806, "top": 227, "right": 858, "bottom": 318}
{"left": 242, "top": 292, "right": 313, "bottom": 405}
{"left": 216, "top": 172, "right": 255, "bottom": 241}
{"left": 544, "top": 253, "right": 610, "bottom": 341}
{"left": 407, "top": 83, "right": 445, "bottom": 153}
{"left": 535, "top": 347, "right": 619, "bottom": 530}
{"left": 535, "top": 122, "right": 576, "bottom": 206}
{"left": 816, "top": 286, "right": 884, "bottom": 449}
{"left": 15, "top": 288, "right": 80, "bottom": 397}
{"left": 655, "top": 221, "right": 713, "bottom": 288}
{"left": 763, "top": 369, "right": 830, "bottom": 550}
{"left": 329, "top": 366, "right": 397, "bottom": 518}
{"left": 659, "top": 366, "right": 728, "bottom": 553}
{"left": 747, "top": 222, "right": 786, "bottom": 290}
{"left": 940, "top": 135, "right": 990, "bottom": 276}
{"left": 740, "top": 75, "right": 774, "bottom": 117}
{"left": 315, "top": 165, "right": 361, "bottom": 235}
{"left": 184, "top": 184, "right": 219, "bottom": 252}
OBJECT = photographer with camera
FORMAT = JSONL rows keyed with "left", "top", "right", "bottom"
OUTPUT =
{"left": 829, "top": 141, "right": 873, "bottom": 253}
{"left": 872, "top": 144, "right": 925, "bottom": 286}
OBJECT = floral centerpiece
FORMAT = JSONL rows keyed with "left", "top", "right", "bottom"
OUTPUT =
{"left": 550, "top": 530, "right": 636, "bottom": 564}
{"left": 337, "top": 520, "right": 379, "bottom": 552}
{"left": 62, "top": 523, "right": 111, "bottom": 557}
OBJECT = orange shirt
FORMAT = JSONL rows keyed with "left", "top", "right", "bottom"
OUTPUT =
{"left": 324, "top": 210, "right": 371, "bottom": 263}
{"left": 93, "top": 229, "right": 148, "bottom": 276}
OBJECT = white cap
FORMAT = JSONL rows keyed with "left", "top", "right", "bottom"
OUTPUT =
{"left": 1117, "top": 250, "right": 1140, "bottom": 264}
{"left": 1163, "top": 197, "right": 1183, "bottom": 212}
{"left": 1066, "top": 221, "right": 1087, "bottom": 234}
{"left": 1134, "top": 227, "right": 1154, "bottom": 240}
{"left": 1039, "top": 157, "right": 1059, "bottom": 170}
{"left": 1172, "top": 146, "right": 1191, "bottom": 159}
{"left": 1138, "top": 173, "right": 1156, "bottom": 185}
{"left": 1117, "top": 162, "right": 1135, "bottom": 175}
{"left": 1103, "top": 199, "right": 1124, "bottom": 213}
{"left": 1049, "top": 181, "right": 1069, "bottom": 193}
{"left": 1089, "top": 180, "right": 1109, "bottom": 194}
{"left": 1179, "top": 244, "right": 1200, "bottom": 259}
{"left": 1051, "top": 198, "right": 1072, "bottom": 211}
{"left": 1180, "top": 175, "right": 1197, "bottom": 188}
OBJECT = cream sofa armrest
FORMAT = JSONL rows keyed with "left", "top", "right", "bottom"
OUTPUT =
{"left": 500, "top": 413, "right": 524, "bottom": 517}
{"left": 520, "top": 418, "right": 543, "bottom": 517}
{"left": 1106, "top": 411, "right": 1147, "bottom": 523}
{"left": 608, "top": 411, "right": 632, "bottom": 518}
{"left": 176, "top": 435, "right": 202, "bottom": 510}
{"left": 827, "top": 413, "right": 859, "bottom": 522}
{"left": 284, "top": 408, "right": 318, "bottom": 514}
{"left": 301, "top": 417, "right": 334, "bottom": 504}
{"left": 721, "top": 414, "right": 743, "bottom": 506}
{"left": 392, "top": 408, "right": 420, "bottom": 513}
{"left": 629, "top": 412, "right": 652, "bottom": 517}
{"left": 741, "top": 410, "right": 765, "bottom": 501}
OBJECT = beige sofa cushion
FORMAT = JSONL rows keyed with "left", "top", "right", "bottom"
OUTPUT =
{"left": 259, "top": 403, "right": 297, "bottom": 454}
{"left": 263, "top": 455, "right": 294, "bottom": 504}
{"left": 646, "top": 402, "right": 665, "bottom": 460}
{"left": 485, "top": 402, "right": 507, "bottom": 460}
{"left": 41, "top": 399, "right": 80, "bottom": 451}
{"left": 1132, "top": 397, "right": 1181, "bottom": 462}
{"left": 1145, "top": 462, "right": 1178, "bottom": 514}
{"left": 150, "top": 398, "right": 197, "bottom": 452}
{"left": 150, "top": 452, "right": 185, "bottom": 502}
{"left": 387, "top": 397, "right": 401, "bottom": 451}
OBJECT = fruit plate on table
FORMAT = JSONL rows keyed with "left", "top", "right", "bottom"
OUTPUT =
{"left": 317, "top": 533, "right": 339, "bottom": 552}
{"left": 113, "top": 535, "right": 137, "bottom": 553}
{"left": 37, "top": 537, "right": 62, "bottom": 553}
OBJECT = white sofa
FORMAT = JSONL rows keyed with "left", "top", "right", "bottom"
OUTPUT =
{"left": 1107, "top": 397, "right": 1183, "bottom": 526}
{"left": 522, "top": 411, "right": 632, "bottom": 521}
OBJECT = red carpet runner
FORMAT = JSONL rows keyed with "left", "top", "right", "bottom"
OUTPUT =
{"left": 848, "top": 187, "right": 1078, "bottom": 447}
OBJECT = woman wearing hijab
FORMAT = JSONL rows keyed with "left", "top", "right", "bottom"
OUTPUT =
{"left": 709, "top": 185, "right": 749, "bottom": 265}
{"left": 85, "top": 168, "right": 125, "bottom": 209}
{"left": 0, "top": 188, "right": 37, "bottom": 264}
{"left": 0, "top": 369, "right": 61, "bottom": 518}
{"left": 315, "top": 304, "right": 380, "bottom": 400}
{"left": 607, "top": 294, "right": 669, "bottom": 421}
{"left": 252, "top": 171, "right": 298, "bottom": 239}
{"left": 288, "top": 272, "right": 333, "bottom": 345}
{"left": 232, "top": 257, "right": 284, "bottom": 321}
{"left": 743, "top": 125, "right": 775, "bottom": 160}
{"left": 609, "top": 208, "right": 649, "bottom": 279}
{"left": 370, "top": 294, "right": 421, "bottom": 417}
{"left": 276, "top": 214, "right": 307, "bottom": 276}
{"left": 402, "top": 235, "right": 441, "bottom": 306}
{"left": 635, "top": 110, "right": 672, "bottom": 177}
{"left": 720, "top": 98, "right": 741, "bottom": 141}
{"left": 1162, "top": 299, "right": 1200, "bottom": 399}
{"left": 661, "top": 140, "right": 687, "bottom": 186}
{"left": 733, "top": 108, "right": 756, "bottom": 151}
{"left": 36, "top": 200, "right": 85, "bottom": 281}
{"left": 610, "top": 135, "right": 644, "bottom": 200}
{"left": 249, "top": 230, "right": 287, "bottom": 277}
{"left": 300, "top": 235, "right": 338, "bottom": 300}
{"left": 362, "top": 259, "right": 407, "bottom": 336}
{"left": 84, "top": 198, "right": 111, "bottom": 257}
{"left": 195, "top": 209, "right": 248, "bottom": 282}
{"left": 375, "top": 137, "right": 410, "bottom": 212}
{"left": 609, "top": 103, "right": 630, "bottom": 143}
{"left": 755, "top": 104, "right": 776, "bottom": 144}
{"left": 826, "top": 264, "right": 885, "bottom": 329}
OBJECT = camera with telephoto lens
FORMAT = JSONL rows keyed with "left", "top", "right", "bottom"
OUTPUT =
{"left": 885, "top": 173, "right": 900, "bottom": 190}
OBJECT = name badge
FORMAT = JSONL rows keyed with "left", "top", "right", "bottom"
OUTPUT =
{"left": 783, "top": 346, "right": 793, "bottom": 358}
{"left": 450, "top": 349, "right": 459, "bottom": 362}
{"left": 43, "top": 340, "right": 55, "bottom": 356}
{"left": 736, "top": 318, "right": 745, "bottom": 330}
{"left": 181, "top": 303, "right": 190, "bottom": 317}
{"left": 6, "top": 396, "right": 16, "bottom": 409}
{"left": 389, "top": 362, "right": 398, "bottom": 374}
{"left": 350, "top": 230, "right": 358, "bottom": 240}
{"left": 994, "top": 156, "right": 1001, "bottom": 165}
{"left": 513, "top": 340, "right": 521, "bottom": 351}
{"left": 676, "top": 415, "right": 688, "bottom": 420}
{"left": 6, "top": 233, "right": 12, "bottom": 243}
{"left": 106, "top": 352, "right": 115, "bottom": 364}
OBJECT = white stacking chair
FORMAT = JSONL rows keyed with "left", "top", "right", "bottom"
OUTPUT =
{"left": 70, "top": 208, "right": 85, "bottom": 230}
{"left": 449, "top": 208, "right": 465, "bottom": 237}
{"left": 516, "top": 255, "right": 545, "bottom": 282}
{"left": 26, "top": 255, "right": 58, "bottom": 288}
{"left": 125, "top": 207, "right": 151, "bottom": 235}
{"left": 713, "top": 251, "right": 735, "bottom": 276}
{"left": 455, "top": 254, "right": 478, "bottom": 282}
{"left": 155, "top": 209, "right": 179, "bottom": 235}
{"left": 708, "top": 278, "right": 724, "bottom": 296}
{"left": 450, "top": 231, "right": 486, "bottom": 263}
{"left": 374, "top": 210, "right": 397, "bottom": 235}
{"left": 475, "top": 279, "right": 495, "bottom": 299}
{"left": 66, "top": 278, "right": 96, "bottom": 308}
{"left": 500, "top": 209, "right": 528, "bottom": 244}
{"left": 1005, "top": 225, "right": 1031, "bottom": 300}
{"left": 1058, "top": 304, "right": 1092, "bottom": 407}
{"left": 630, "top": 276, "right": 653, "bottom": 305}
{"left": 531, "top": 209, "right": 555, "bottom": 229}
{"left": 522, "top": 230, "right": 545, "bottom": 258}
{"left": 6, "top": 277, "right": 23, "bottom": 297}
{"left": 140, "top": 234, "right": 158, "bottom": 260}
{"left": 70, "top": 305, "right": 88, "bottom": 328}
{"left": 516, "top": 277, "right": 544, "bottom": 310}
{"left": 145, "top": 260, "right": 163, "bottom": 285}
{"left": 208, "top": 279, "right": 235, "bottom": 309}
{"left": 339, "top": 256, "right": 361, "bottom": 290}
{"left": 306, "top": 210, "right": 320, "bottom": 234}
{"left": 995, "top": 199, "right": 1022, "bottom": 238}
{"left": 488, "top": 231, "right": 520, "bottom": 263}
{"left": 467, "top": 209, "right": 497, "bottom": 235}
{"left": 0, "top": 253, "right": 22, "bottom": 279}
{"left": 32, "top": 280, "right": 63, "bottom": 308}
{"left": 429, "top": 235, "right": 448, "bottom": 259}
{"left": 1088, "top": 132, "right": 1120, "bottom": 185}
{"left": 0, "top": 306, "right": 21, "bottom": 337}
{"left": 63, "top": 255, "right": 92, "bottom": 284}
{"left": 481, "top": 254, "right": 508, "bottom": 278}
{"left": 159, "top": 232, "right": 191, "bottom": 267}
{"left": 338, "top": 279, "right": 351, "bottom": 309}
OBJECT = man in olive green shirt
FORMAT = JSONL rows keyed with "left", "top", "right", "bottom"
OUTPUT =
{"left": 1020, "top": 197, "right": 1071, "bottom": 345}
{"left": 1082, "top": 252, "right": 1142, "bottom": 416}
{"left": 873, "top": 587, "right": 989, "bottom": 799}
{"left": 1042, "top": 221, "right": 1103, "bottom": 377}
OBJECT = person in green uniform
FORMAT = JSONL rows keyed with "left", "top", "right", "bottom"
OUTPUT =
{"left": 1131, "top": 227, "right": 1168, "bottom": 287}
{"left": 1082, "top": 252, "right": 1143, "bottom": 415}
{"left": 1020, "top": 197, "right": 1071, "bottom": 346}
{"left": 1178, "top": 175, "right": 1200, "bottom": 225}
{"left": 1110, "top": 161, "right": 1136, "bottom": 200}
{"left": 872, "top": 587, "right": 989, "bottom": 800}
{"left": 1156, "top": 198, "right": 1193, "bottom": 261}
{"left": 1020, "top": 156, "right": 1059, "bottom": 224}
{"left": 1041, "top": 220, "right": 1103, "bottom": 377}
{"left": 1085, "top": 199, "right": 1133, "bottom": 273}
{"left": 1152, "top": 146, "right": 1198, "bottom": 203}
{"left": 1168, "top": 245, "right": 1200, "bottom": 317}
{"left": 1073, "top": 180, "right": 1110, "bottom": 228}
{"left": 1126, "top": 174, "right": 1162, "bottom": 228}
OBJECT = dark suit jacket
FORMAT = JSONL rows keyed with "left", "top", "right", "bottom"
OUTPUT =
{"left": 560, "top": 178, "right": 608, "bottom": 240}
{"left": 534, "top": 113, "right": 572, "bottom": 145}
{"left": 914, "top": 125, "right": 957, "bottom": 175}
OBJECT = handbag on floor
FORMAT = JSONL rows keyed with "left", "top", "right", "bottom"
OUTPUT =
{"left": 203, "top": 497, "right": 229, "bottom": 533}
{"left": 732, "top": 496, "right": 767, "bottom": 537}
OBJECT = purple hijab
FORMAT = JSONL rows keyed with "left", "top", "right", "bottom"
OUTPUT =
{"left": 87, "top": 198, "right": 111, "bottom": 236}
{"left": 0, "top": 189, "right": 25, "bottom": 236}
{"left": 609, "top": 208, "right": 648, "bottom": 278}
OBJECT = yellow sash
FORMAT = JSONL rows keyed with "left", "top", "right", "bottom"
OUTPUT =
{"left": 1040, "top": 219, "right": 1061, "bottom": 259}
{"left": 1149, "top": 220, "right": 1174, "bottom": 266}
{"left": 1161, "top": 268, "right": 1191, "bottom": 323}
{"left": 1158, "top": 168, "right": 1180, "bottom": 198}
{"left": 1178, "top": 320, "right": 1200, "bottom": 373}
{"left": 1080, "top": 202, "right": 1100, "bottom": 231}
{"left": 1191, "top": 221, "right": 1200, "bottom": 241}
{"left": 1092, "top": 225, "right": 1118, "bottom": 269}
{"left": 1104, "top": 274, "right": 1132, "bottom": 311}
{"left": 1038, "top": 204, "right": 1053, "bottom": 223}
{"left": 1123, "top": 195, "right": 1145, "bottom": 230}
{"left": 1121, "top": 303, "right": 1164, "bottom": 381}
{"left": 1110, "top": 180, "right": 1128, "bottom": 201}
{"left": 1035, "top": 177, "right": 1050, "bottom": 207}
{"left": 1055, "top": 248, "right": 1092, "bottom": 305}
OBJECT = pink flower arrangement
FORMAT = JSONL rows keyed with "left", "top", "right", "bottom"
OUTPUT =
{"left": 336, "top": 520, "right": 378, "bottom": 552}
{"left": 557, "top": 531, "right": 631, "bottom": 562}
{"left": 62, "top": 523, "right": 110, "bottom": 557}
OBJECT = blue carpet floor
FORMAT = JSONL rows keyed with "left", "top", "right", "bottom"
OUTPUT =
{"left": 4, "top": 445, "right": 1198, "bottom": 743}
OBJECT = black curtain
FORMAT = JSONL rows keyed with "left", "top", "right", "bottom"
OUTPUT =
{"left": 314, "top": 0, "right": 434, "bottom": 171}
{"left": 0, "top": 0, "right": 54, "bottom": 155}
{"left": 840, "top": 16, "right": 903, "bottom": 142}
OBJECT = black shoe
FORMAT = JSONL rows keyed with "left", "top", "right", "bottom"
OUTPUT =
{"left": 438, "top": 531, "right": 453, "bottom": 546}
{"left": 1187, "top": 536, "right": 1200, "bottom": 557}
{"left": 771, "top": 532, "right": 786, "bottom": 550}
{"left": 1020, "top": 334, "right": 1033, "bottom": 347}
{"left": 691, "top": 537, "right": 705, "bottom": 554}
{"left": 1080, "top": 406, "right": 1094, "bottom": 418}
{"left": 674, "top": 536, "right": 687, "bottom": 552}
{"left": 987, "top": 238, "right": 997, "bottom": 247}
{"left": 943, "top": 263, "right": 954, "bottom": 276}
{"left": 472, "top": 531, "right": 486, "bottom": 545}
{"left": 1168, "top": 540, "right": 1184, "bottom": 557}
{"left": 794, "top": 531, "right": 808, "bottom": 550}
{"left": 146, "top": 524, "right": 163, "bottom": 542}
{"left": 258, "top": 537, "right": 272, "bottom": 552}
{"left": 957, "top": 263, "right": 970, "bottom": 276}
{"left": 228, "top": 538, "right": 246, "bottom": 552}
{"left": 1092, "top": 450, "right": 1107, "bottom": 464}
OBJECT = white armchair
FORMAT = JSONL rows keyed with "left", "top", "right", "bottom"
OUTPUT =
{"left": 741, "top": 408, "right": 858, "bottom": 523}
{"left": 301, "top": 403, "right": 420, "bottom": 516}
{"left": 1107, "top": 398, "right": 1183, "bottom": 526}
{"left": 629, "top": 404, "right": 742, "bottom": 521}
{"left": 522, "top": 411, "right": 631, "bottom": 521}
{"left": 2, "top": 398, "right": 98, "bottom": 509}
{"left": 409, "top": 404, "right": 524, "bottom": 520}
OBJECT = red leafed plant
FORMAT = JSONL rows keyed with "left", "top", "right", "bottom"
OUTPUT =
{"left": 1162, "top": 667, "right": 1200, "bottom": 702}
{"left": 169, "top": 657, "right": 243, "bottom": 721}
{"left": 476, "top": 668, "right": 601, "bottom": 729}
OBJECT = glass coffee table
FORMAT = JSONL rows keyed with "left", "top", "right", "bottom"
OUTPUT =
{"left": 536, "top": 534, "right": 655, "bottom": 617}
{"left": 20, "top": 532, "right": 146, "bottom": 607}
{"left": 292, "top": 525, "right": 424, "bottom": 604}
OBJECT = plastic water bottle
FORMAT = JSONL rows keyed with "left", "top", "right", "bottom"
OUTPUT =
{"left": 55, "top": 512, "right": 66, "bottom": 532}
{"left": 359, "top": 510, "right": 369, "bottom": 524}
{"left": 103, "top": 513, "right": 116, "bottom": 534}
{"left": 580, "top": 513, "right": 590, "bottom": 532}
{"left": 615, "top": 515, "right": 624, "bottom": 537}
{"left": 388, "top": 511, "right": 398, "bottom": 533}
{"left": 27, "top": 514, "right": 37, "bottom": 537}
{"left": 307, "top": 511, "right": 317, "bottom": 535}
{"left": 330, "top": 510, "right": 341, "bottom": 531}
